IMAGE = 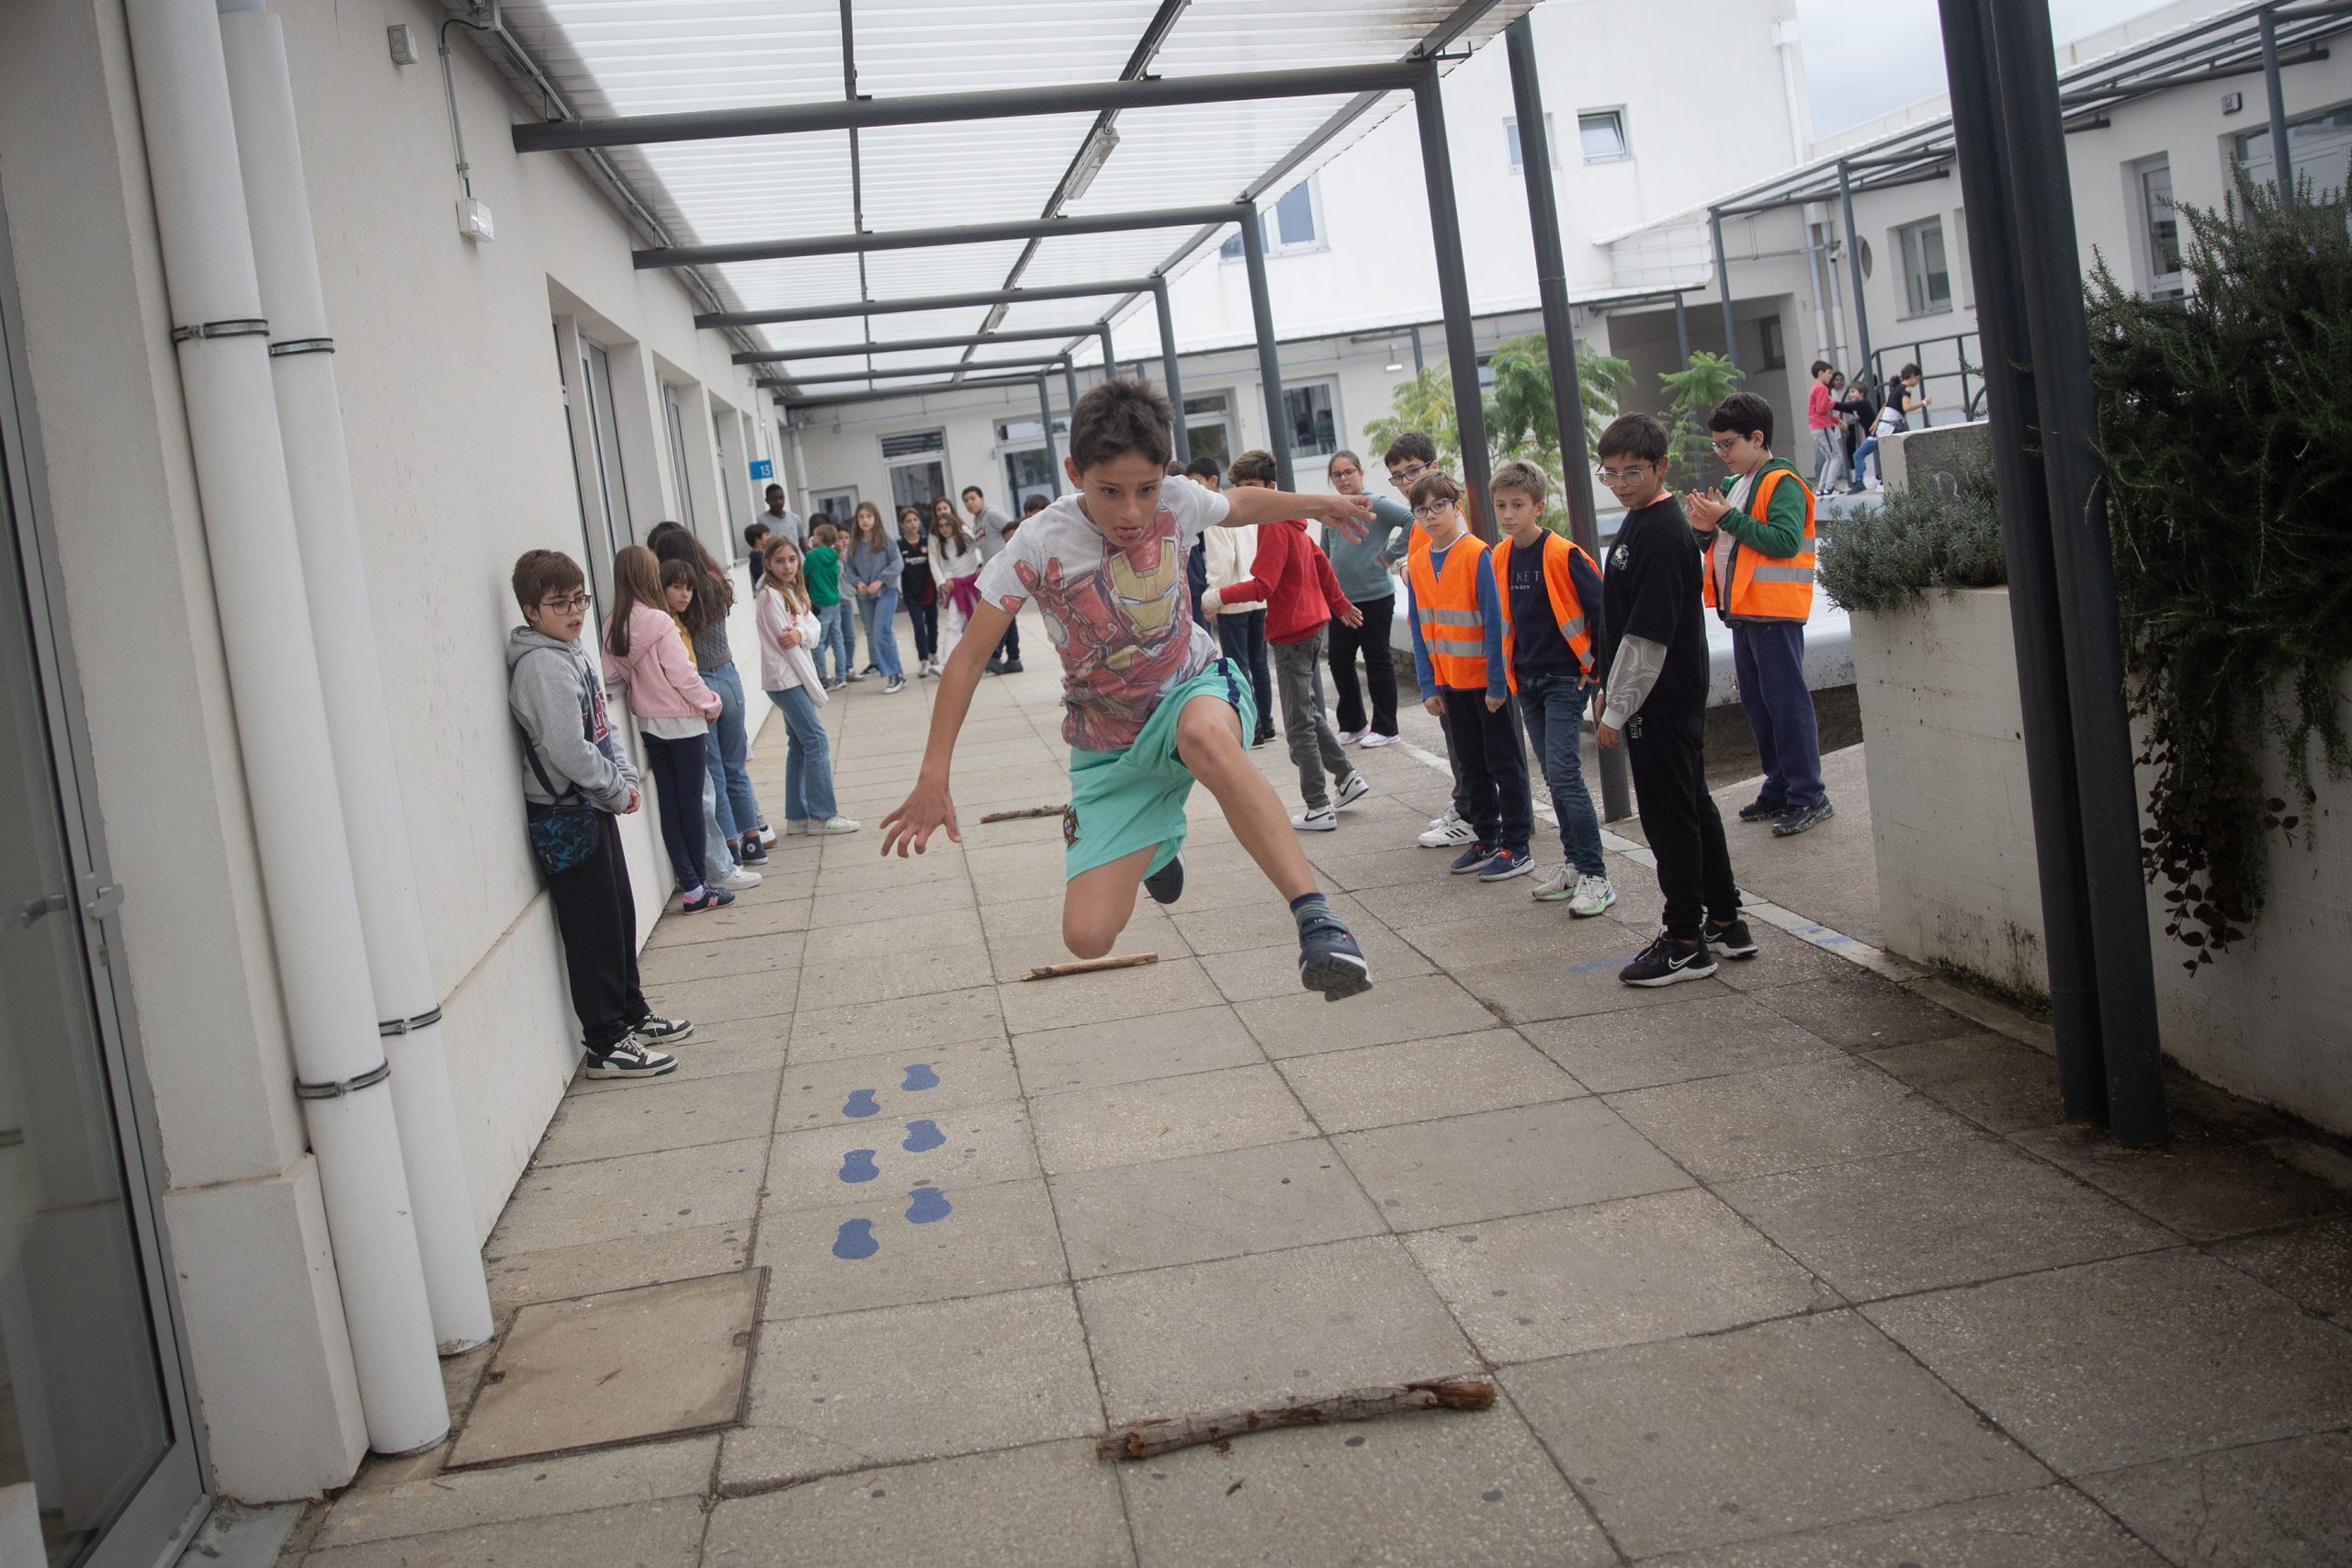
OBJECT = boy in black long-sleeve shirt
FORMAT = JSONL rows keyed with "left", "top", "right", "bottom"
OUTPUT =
{"left": 1591, "top": 416, "right": 1755, "bottom": 986}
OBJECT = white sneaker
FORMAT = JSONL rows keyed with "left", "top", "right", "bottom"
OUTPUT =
{"left": 718, "top": 866, "right": 762, "bottom": 891}
{"left": 757, "top": 825, "right": 778, "bottom": 846}
{"left": 785, "top": 819, "right": 811, "bottom": 836}
{"left": 1568, "top": 874, "right": 1617, "bottom": 918}
{"left": 1358, "top": 731, "right": 1399, "bottom": 749}
{"left": 1333, "top": 772, "right": 1370, "bottom": 809}
{"left": 1418, "top": 812, "right": 1476, "bottom": 848}
{"left": 1336, "top": 728, "right": 1366, "bottom": 745}
{"left": 808, "top": 815, "right": 861, "bottom": 835}
{"left": 1530, "top": 863, "right": 1577, "bottom": 902}
{"left": 1292, "top": 806, "right": 1338, "bottom": 831}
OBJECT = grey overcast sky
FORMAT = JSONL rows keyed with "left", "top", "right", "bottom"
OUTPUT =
{"left": 1796, "top": 0, "right": 2203, "bottom": 136}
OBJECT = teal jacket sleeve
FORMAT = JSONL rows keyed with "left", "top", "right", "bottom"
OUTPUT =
{"left": 1373, "top": 496, "right": 1414, "bottom": 566}
{"left": 1719, "top": 462, "right": 1808, "bottom": 559}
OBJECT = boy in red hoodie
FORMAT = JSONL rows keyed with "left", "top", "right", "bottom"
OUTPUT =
{"left": 1201, "top": 449, "right": 1371, "bottom": 830}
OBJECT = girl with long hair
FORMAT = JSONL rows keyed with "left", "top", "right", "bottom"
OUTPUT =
{"left": 898, "top": 505, "right": 939, "bottom": 675}
{"left": 650, "top": 522, "right": 769, "bottom": 867}
{"left": 603, "top": 545, "right": 730, "bottom": 911}
{"left": 754, "top": 535, "right": 857, "bottom": 836}
{"left": 926, "top": 502, "right": 982, "bottom": 661}
{"left": 844, "top": 500, "right": 907, "bottom": 693}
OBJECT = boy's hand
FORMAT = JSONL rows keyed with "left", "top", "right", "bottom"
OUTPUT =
{"left": 1199, "top": 587, "right": 1224, "bottom": 616}
{"left": 1684, "top": 489, "right": 1729, "bottom": 531}
{"left": 1305, "top": 492, "right": 1375, "bottom": 542}
{"left": 1339, "top": 602, "right": 1363, "bottom": 628}
{"left": 879, "top": 777, "right": 961, "bottom": 857}
{"left": 1485, "top": 694, "right": 1506, "bottom": 714}
{"left": 1422, "top": 695, "right": 1443, "bottom": 717}
{"left": 622, "top": 789, "right": 642, "bottom": 813}
{"left": 1597, "top": 722, "right": 1622, "bottom": 750}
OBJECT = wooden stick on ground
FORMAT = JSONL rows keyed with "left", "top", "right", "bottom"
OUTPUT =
{"left": 1020, "top": 953, "right": 1159, "bottom": 982}
{"left": 1096, "top": 1379, "right": 1497, "bottom": 1461}
{"left": 978, "top": 805, "right": 1065, "bottom": 823}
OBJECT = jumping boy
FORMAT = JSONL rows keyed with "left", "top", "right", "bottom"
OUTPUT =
{"left": 508, "top": 548, "right": 693, "bottom": 1077}
{"left": 1591, "top": 415, "right": 1755, "bottom": 985}
{"left": 1405, "top": 470, "right": 1533, "bottom": 883}
{"left": 1487, "top": 459, "right": 1613, "bottom": 913}
{"left": 880, "top": 379, "right": 1376, "bottom": 1000}
{"left": 1686, "top": 391, "right": 1830, "bottom": 837}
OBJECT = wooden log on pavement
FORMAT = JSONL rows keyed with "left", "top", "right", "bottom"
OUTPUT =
{"left": 978, "top": 805, "right": 1065, "bottom": 823}
{"left": 1021, "top": 953, "right": 1159, "bottom": 982}
{"left": 1096, "top": 1379, "right": 1497, "bottom": 1461}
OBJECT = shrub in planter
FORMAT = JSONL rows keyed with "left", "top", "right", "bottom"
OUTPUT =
{"left": 1815, "top": 443, "right": 2005, "bottom": 615}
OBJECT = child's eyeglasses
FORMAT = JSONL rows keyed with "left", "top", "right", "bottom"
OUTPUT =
{"left": 1709, "top": 435, "right": 1744, "bottom": 453}
{"left": 1595, "top": 464, "right": 1653, "bottom": 484}
{"left": 538, "top": 593, "right": 591, "bottom": 613}
{"left": 1388, "top": 462, "right": 1429, "bottom": 489}
{"left": 1410, "top": 501, "right": 1453, "bottom": 518}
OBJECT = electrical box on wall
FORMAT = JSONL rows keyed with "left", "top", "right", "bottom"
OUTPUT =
{"left": 458, "top": 197, "right": 495, "bottom": 243}
{"left": 386, "top": 23, "right": 419, "bottom": 65}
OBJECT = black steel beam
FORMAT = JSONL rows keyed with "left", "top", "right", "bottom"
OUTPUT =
{"left": 639, "top": 205, "right": 1242, "bottom": 270}
{"left": 784, "top": 372, "right": 1052, "bottom": 410}
{"left": 735, "top": 324, "right": 1124, "bottom": 364}
{"left": 1417, "top": 63, "right": 1495, "bottom": 537}
{"left": 1838, "top": 164, "right": 1874, "bottom": 386}
{"left": 1037, "top": 376, "right": 1062, "bottom": 492}
{"left": 515, "top": 62, "right": 1427, "bottom": 153}
{"left": 1709, "top": 209, "right": 1738, "bottom": 369}
{"left": 2262, "top": 9, "right": 2297, "bottom": 193}
{"left": 696, "top": 278, "right": 1163, "bottom": 331}
{"left": 1715, "top": 164, "right": 1952, "bottom": 219}
{"left": 2061, "top": 46, "right": 2325, "bottom": 105}
{"left": 1153, "top": 277, "right": 1190, "bottom": 465}
{"left": 785, "top": 356, "right": 1068, "bottom": 386}
{"left": 1238, "top": 199, "right": 1295, "bottom": 492}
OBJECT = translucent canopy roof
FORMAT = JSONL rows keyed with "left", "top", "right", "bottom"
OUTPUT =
{"left": 494, "top": 0, "right": 1538, "bottom": 394}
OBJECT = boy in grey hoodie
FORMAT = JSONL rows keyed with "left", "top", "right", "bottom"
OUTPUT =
{"left": 508, "top": 549, "right": 693, "bottom": 1079}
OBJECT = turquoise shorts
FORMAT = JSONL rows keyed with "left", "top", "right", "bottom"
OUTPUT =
{"left": 1063, "top": 658, "right": 1257, "bottom": 882}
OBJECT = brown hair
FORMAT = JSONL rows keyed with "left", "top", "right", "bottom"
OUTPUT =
{"left": 1069, "top": 378, "right": 1173, "bottom": 471}
{"left": 604, "top": 545, "right": 666, "bottom": 657}
{"left": 1595, "top": 413, "right": 1669, "bottom": 465}
{"left": 1408, "top": 470, "right": 1462, "bottom": 510}
{"left": 1706, "top": 391, "right": 1776, "bottom": 447}
{"left": 1227, "top": 448, "right": 1279, "bottom": 487}
{"left": 810, "top": 521, "right": 839, "bottom": 547}
{"left": 650, "top": 523, "right": 732, "bottom": 633}
{"left": 1383, "top": 431, "right": 1437, "bottom": 468}
{"left": 1489, "top": 458, "right": 1547, "bottom": 507}
{"left": 897, "top": 505, "right": 924, "bottom": 536}
{"left": 930, "top": 507, "right": 975, "bottom": 554}
{"left": 511, "top": 548, "right": 583, "bottom": 611}
{"left": 851, "top": 500, "right": 890, "bottom": 554}
{"left": 759, "top": 533, "right": 810, "bottom": 615}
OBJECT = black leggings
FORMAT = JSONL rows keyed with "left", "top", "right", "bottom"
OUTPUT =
{"left": 1327, "top": 592, "right": 1399, "bottom": 737}
{"left": 639, "top": 731, "right": 709, "bottom": 892}
{"left": 908, "top": 600, "right": 938, "bottom": 662}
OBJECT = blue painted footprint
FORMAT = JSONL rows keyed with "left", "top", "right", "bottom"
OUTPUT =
{"left": 900, "top": 1063, "right": 940, "bottom": 1091}
{"left": 905, "top": 1187, "right": 953, "bottom": 1224}
{"left": 842, "top": 1088, "right": 880, "bottom": 1119}
{"left": 837, "top": 1149, "right": 879, "bottom": 1184}
{"left": 831, "top": 1219, "right": 878, "bottom": 1260}
{"left": 901, "top": 1119, "right": 945, "bottom": 1153}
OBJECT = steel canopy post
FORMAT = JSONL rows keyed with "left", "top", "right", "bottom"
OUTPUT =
{"left": 2260, "top": 7, "right": 2295, "bottom": 196}
{"left": 1152, "top": 277, "right": 1191, "bottom": 464}
{"left": 1708, "top": 209, "right": 1738, "bottom": 370}
{"left": 1415, "top": 62, "right": 1495, "bottom": 538}
{"left": 1036, "top": 374, "right": 1061, "bottom": 494}
{"left": 1238, "top": 200, "right": 1295, "bottom": 491}
{"left": 1062, "top": 358, "right": 1081, "bottom": 419}
{"left": 1505, "top": 14, "right": 1628, "bottom": 819}
{"left": 1936, "top": 0, "right": 2109, "bottom": 1129}
{"left": 1984, "top": 0, "right": 2165, "bottom": 1145}
{"left": 1838, "top": 162, "right": 1875, "bottom": 380}
{"left": 1096, "top": 321, "right": 1117, "bottom": 381}
{"left": 1673, "top": 291, "right": 1691, "bottom": 368}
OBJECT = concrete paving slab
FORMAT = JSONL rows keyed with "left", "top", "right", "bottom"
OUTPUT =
{"left": 447, "top": 1270, "right": 761, "bottom": 1468}
{"left": 1518, "top": 994, "right": 1839, "bottom": 1094}
{"left": 643, "top": 895, "right": 811, "bottom": 949}
{"left": 1654, "top": 1484, "right": 2167, "bottom": 1567}
{"left": 705, "top": 1438, "right": 1134, "bottom": 1568}
{"left": 1503, "top": 1310, "right": 2051, "bottom": 1559}
{"left": 787, "top": 985, "right": 1003, "bottom": 1065}
{"left": 1118, "top": 1404, "right": 1612, "bottom": 1568}
{"left": 1862, "top": 1250, "right": 2352, "bottom": 1474}
{"left": 1702, "top": 931, "right": 1871, "bottom": 995}
{"left": 2211, "top": 1214, "right": 2352, "bottom": 1323}
{"left": 1010, "top": 1003, "right": 1264, "bottom": 1095}
{"left": 1164, "top": 891, "right": 1376, "bottom": 956}
{"left": 565, "top": 1036, "right": 786, "bottom": 1097}
{"left": 484, "top": 1139, "right": 767, "bottom": 1258}
{"left": 765, "top": 1099, "right": 1039, "bottom": 1215}
{"left": 2009, "top": 1122, "right": 2348, "bottom": 1242}
{"left": 637, "top": 926, "right": 805, "bottom": 987}
{"left": 800, "top": 904, "right": 985, "bottom": 957}
{"left": 1277, "top": 1030, "right": 1586, "bottom": 1133}
{"left": 773, "top": 1037, "right": 1019, "bottom": 1134}
{"left": 2077, "top": 1432, "right": 2352, "bottom": 1568}
{"left": 1607, "top": 1057, "right": 1976, "bottom": 1181}
{"left": 299, "top": 1497, "right": 707, "bottom": 1568}
{"left": 809, "top": 875, "right": 977, "bottom": 928}
{"left": 1396, "top": 907, "right": 1633, "bottom": 972}
{"left": 729, "top": 1286, "right": 1102, "bottom": 1485}
{"left": 531, "top": 1068, "right": 780, "bottom": 1167}
{"left": 982, "top": 900, "right": 1188, "bottom": 985}
{"left": 1076, "top": 1235, "right": 1480, "bottom": 1427}
{"left": 1235, "top": 973, "right": 1496, "bottom": 1059}
{"left": 1202, "top": 923, "right": 1434, "bottom": 1003}
{"left": 1748, "top": 970, "right": 1977, "bottom": 1048}
{"left": 1000, "top": 955, "right": 1235, "bottom": 1036}
{"left": 1335, "top": 1099, "right": 1693, "bottom": 1230}
{"left": 1030, "top": 1063, "right": 1317, "bottom": 1175}
{"left": 486, "top": 1222, "right": 751, "bottom": 1314}
{"left": 314, "top": 1436, "right": 716, "bottom": 1550}
{"left": 796, "top": 938, "right": 997, "bottom": 1010}
{"left": 752, "top": 1178, "right": 1066, "bottom": 1321}
{"left": 1446, "top": 953, "right": 1739, "bottom": 1026}
{"left": 1403, "top": 1188, "right": 1832, "bottom": 1363}
{"left": 1050, "top": 1137, "right": 1385, "bottom": 1279}
{"left": 1717, "top": 1135, "right": 2172, "bottom": 1301}
{"left": 1860, "top": 1029, "right": 2068, "bottom": 1134}
{"left": 1313, "top": 845, "right": 1464, "bottom": 892}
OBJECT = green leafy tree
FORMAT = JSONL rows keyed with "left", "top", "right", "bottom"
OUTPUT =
{"left": 1658, "top": 351, "right": 1744, "bottom": 490}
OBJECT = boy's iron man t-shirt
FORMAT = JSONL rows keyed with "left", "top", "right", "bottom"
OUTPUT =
{"left": 978, "top": 473, "right": 1232, "bottom": 752}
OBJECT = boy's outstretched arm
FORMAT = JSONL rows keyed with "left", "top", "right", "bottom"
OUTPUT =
{"left": 1216, "top": 484, "right": 1374, "bottom": 542}
{"left": 879, "top": 599, "right": 1013, "bottom": 857}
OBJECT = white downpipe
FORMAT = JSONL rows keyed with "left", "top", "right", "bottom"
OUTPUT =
{"left": 217, "top": 1, "right": 493, "bottom": 1356}
{"left": 120, "top": 0, "right": 448, "bottom": 1453}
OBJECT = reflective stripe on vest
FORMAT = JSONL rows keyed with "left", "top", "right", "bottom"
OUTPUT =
{"left": 1702, "top": 468, "right": 1817, "bottom": 622}
{"left": 1491, "top": 533, "right": 1599, "bottom": 694}
{"left": 1407, "top": 534, "right": 1489, "bottom": 690}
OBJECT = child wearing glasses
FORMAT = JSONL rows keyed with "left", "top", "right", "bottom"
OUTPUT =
{"left": 1385, "top": 433, "right": 1479, "bottom": 852}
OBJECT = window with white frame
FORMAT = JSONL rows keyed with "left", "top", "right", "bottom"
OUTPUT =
{"left": 1897, "top": 218, "right": 1953, "bottom": 317}
{"left": 1220, "top": 179, "right": 1323, "bottom": 260}
{"left": 993, "top": 416, "right": 1065, "bottom": 509}
{"left": 1183, "top": 393, "right": 1233, "bottom": 475}
{"left": 661, "top": 384, "right": 696, "bottom": 530}
{"left": 1577, "top": 108, "right": 1629, "bottom": 163}
{"left": 2233, "top": 103, "right": 2352, "bottom": 197}
{"left": 578, "top": 336, "right": 632, "bottom": 558}
{"left": 2132, "top": 157, "right": 2185, "bottom": 300}
{"left": 1504, "top": 114, "right": 1558, "bottom": 172}
{"left": 1282, "top": 380, "right": 1340, "bottom": 461}
{"left": 810, "top": 488, "right": 858, "bottom": 528}
{"left": 880, "top": 429, "right": 950, "bottom": 516}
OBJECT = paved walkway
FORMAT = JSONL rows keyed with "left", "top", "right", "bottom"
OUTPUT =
{"left": 278, "top": 658, "right": 2352, "bottom": 1567}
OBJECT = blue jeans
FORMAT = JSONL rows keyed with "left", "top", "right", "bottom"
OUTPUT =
{"left": 814, "top": 603, "right": 853, "bottom": 682}
{"left": 765, "top": 684, "right": 839, "bottom": 823}
{"left": 1517, "top": 671, "right": 1607, "bottom": 877}
{"left": 1732, "top": 620, "right": 1825, "bottom": 810}
{"left": 1852, "top": 435, "right": 1881, "bottom": 484}
{"left": 856, "top": 587, "right": 904, "bottom": 678}
{"left": 700, "top": 662, "right": 764, "bottom": 842}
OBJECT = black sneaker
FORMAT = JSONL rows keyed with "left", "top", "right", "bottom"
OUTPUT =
{"left": 738, "top": 835, "right": 768, "bottom": 865}
{"left": 1449, "top": 841, "right": 1502, "bottom": 874}
{"left": 1770, "top": 798, "right": 1836, "bottom": 837}
{"left": 1297, "top": 914, "right": 1373, "bottom": 1001}
{"left": 1144, "top": 854, "right": 1184, "bottom": 906}
{"left": 584, "top": 1041, "right": 676, "bottom": 1079}
{"left": 1736, "top": 795, "right": 1789, "bottom": 823}
{"left": 1001, "top": 660, "right": 1023, "bottom": 674}
{"left": 1620, "top": 934, "right": 1719, "bottom": 987}
{"left": 630, "top": 1014, "right": 695, "bottom": 1044}
{"left": 681, "top": 886, "right": 735, "bottom": 913}
{"left": 1705, "top": 918, "right": 1758, "bottom": 959}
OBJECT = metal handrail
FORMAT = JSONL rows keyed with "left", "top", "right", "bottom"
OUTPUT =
{"left": 1869, "top": 331, "right": 1985, "bottom": 425}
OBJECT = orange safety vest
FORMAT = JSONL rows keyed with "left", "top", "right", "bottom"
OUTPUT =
{"left": 1702, "top": 467, "right": 1817, "bottom": 623}
{"left": 1491, "top": 532, "right": 1599, "bottom": 693}
{"left": 1407, "top": 531, "right": 1490, "bottom": 691}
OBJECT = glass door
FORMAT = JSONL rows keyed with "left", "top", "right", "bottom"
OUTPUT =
{"left": 0, "top": 196, "right": 205, "bottom": 1566}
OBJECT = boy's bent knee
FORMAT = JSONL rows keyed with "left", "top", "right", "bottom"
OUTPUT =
{"left": 1176, "top": 701, "right": 1242, "bottom": 768}
{"left": 1061, "top": 916, "right": 1120, "bottom": 961}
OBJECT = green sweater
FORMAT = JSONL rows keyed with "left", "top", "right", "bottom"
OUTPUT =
{"left": 804, "top": 546, "right": 842, "bottom": 607}
{"left": 1719, "top": 457, "right": 1809, "bottom": 558}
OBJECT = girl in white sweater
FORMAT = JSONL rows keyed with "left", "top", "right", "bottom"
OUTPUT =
{"left": 754, "top": 535, "right": 856, "bottom": 836}
{"left": 926, "top": 505, "right": 984, "bottom": 660}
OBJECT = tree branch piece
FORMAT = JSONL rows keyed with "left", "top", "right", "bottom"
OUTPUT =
{"left": 1096, "top": 1379, "right": 1497, "bottom": 1461}
{"left": 1021, "top": 953, "right": 1159, "bottom": 982}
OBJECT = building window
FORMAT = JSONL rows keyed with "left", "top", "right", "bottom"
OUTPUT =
{"left": 1220, "top": 179, "right": 1323, "bottom": 260}
{"left": 661, "top": 384, "right": 697, "bottom": 531}
{"left": 810, "top": 487, "right": 858, "bottom": 527}
{"left": 1758, "top": 314, "right": 1787, "bottom": 371}
{"left": 1283, "top": 380, "right": 1340, "bottom": 460}
{"left": 1577, "top": 109, "right": 1629, "bottom": 163}
{"left": 1183, "top": 393, "right": 1233, "bottom": 475}
{"left": 578, "top": 336, "right": 632, "bottom": 559}
{"left": 880, "top": 429, "right": 950, "bottom": 515}
{"left": 2233, "top": 103, "right": 2352, "bottom": 197}
{"left": 993, "top": 417, "right": 1065, "bottom": 509}
{"left": 1897, "top": 218, "right": 1953, "bottom": 317}
{"left": 2132, "top": 157, "right": 2186, "bottom": 300}
{"left": 1504, "top": 115, "right": 1557, "bottom": 172}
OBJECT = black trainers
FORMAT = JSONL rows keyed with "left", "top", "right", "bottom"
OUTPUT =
{"left": 583, "top": 1040, "right": 676, "bottom": 1079}
{"left": 1297, "top": 914, "right": 1373, "bottom": 1001}
{"left": 630, "top": 1014, "right": 695, "bottom": 1044}
{"left": 1144, "top": 853, "right": 1185, "bottom": 906}
{"left": 1705, "top": 918, "right": 1758, "bottom": 959}
{"left": 1770, "top": 798, "right": 1836, "bottom": 837}
{"left": 1736, "top": 795, "right": 1788, "bottom": 822}
{"left": 1620, "top": 934, "right": 1719, "bottom": 987}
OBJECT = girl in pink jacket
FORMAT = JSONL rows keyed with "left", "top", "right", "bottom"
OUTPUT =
{"left": 603, "top": 545, "right": 731, "bottom": 912}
